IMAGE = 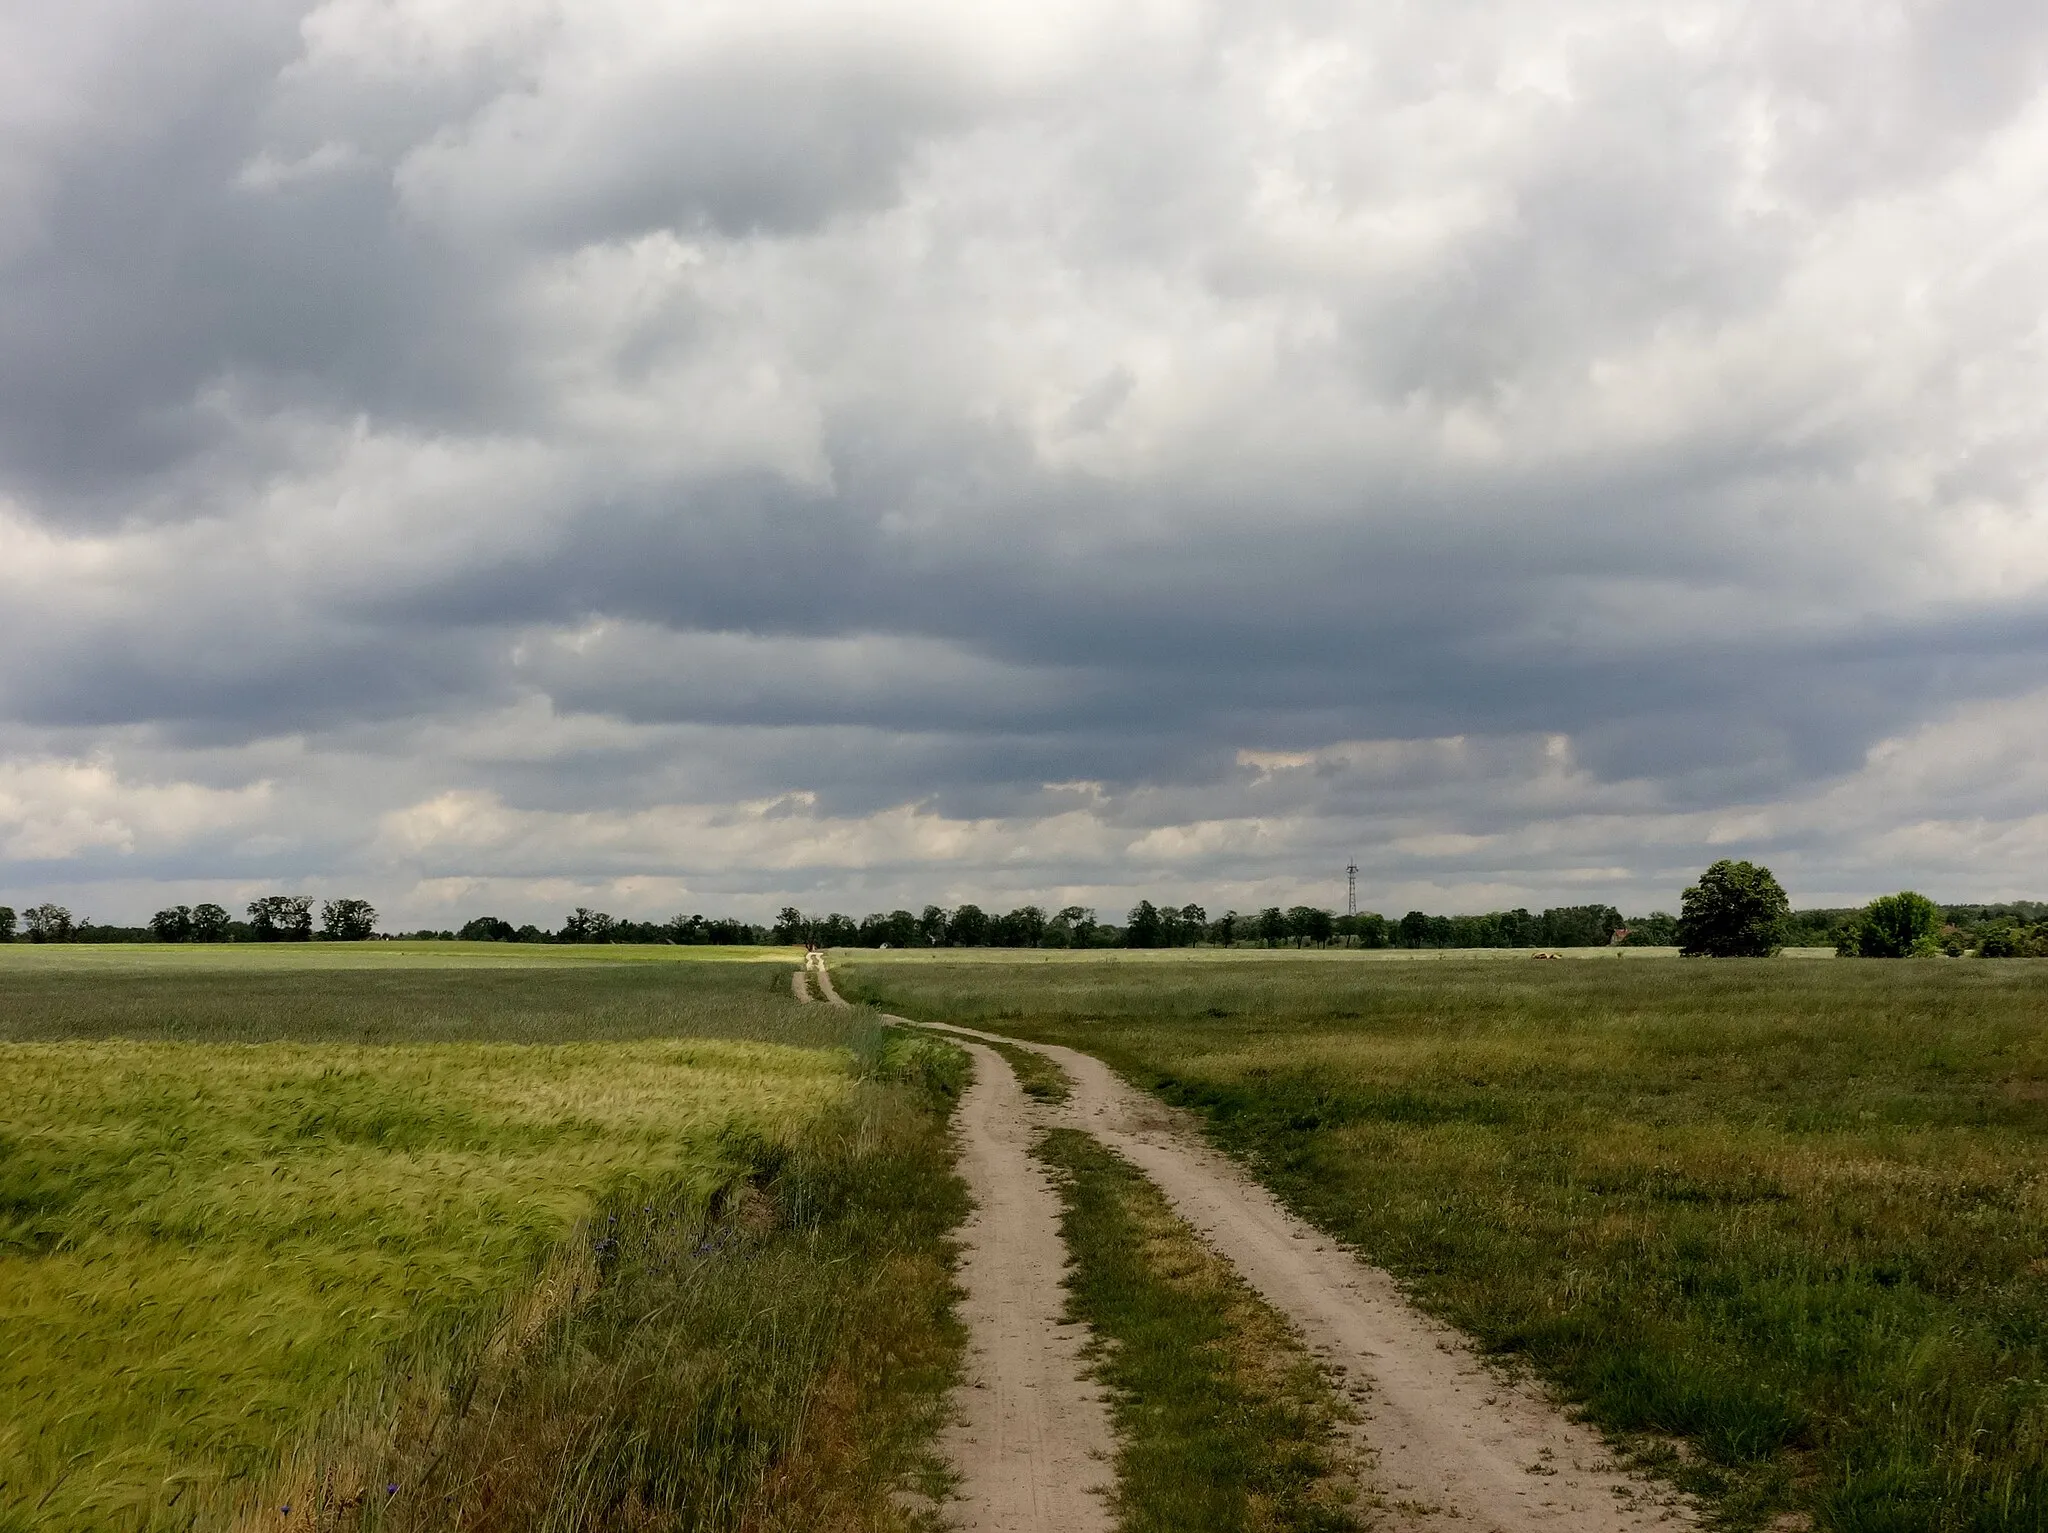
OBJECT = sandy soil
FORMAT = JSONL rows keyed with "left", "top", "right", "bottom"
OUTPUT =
{"left": 791, "top": 966, "right": 813, "bottom": 1003}
{"left": 937, "top": 1040, "right": 1118, "bottom": 1532}
{"left": 817, "top": 963, "right": 1110, "bottom": 1527}
{"left": 905, "top": 1016, "right": 1695, "bottom": 1533}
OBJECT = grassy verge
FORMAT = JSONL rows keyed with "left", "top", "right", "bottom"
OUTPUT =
{"left": 284, "top": 1028, "right": 970, "bottom": 1533}
{"left": 1039, "top": 1127, "right": 1361, "bottom": 1533}
{"left": 844, "top": 954, "right": 2048, "bottom": 1532}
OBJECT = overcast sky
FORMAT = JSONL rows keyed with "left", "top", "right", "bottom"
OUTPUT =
{"left": 4, "top": 0, "right": 2047, "bottom": 929}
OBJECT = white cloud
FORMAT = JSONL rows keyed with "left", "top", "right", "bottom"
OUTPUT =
{"left": 0, "top": 759, "right": 271, "bottom": 862}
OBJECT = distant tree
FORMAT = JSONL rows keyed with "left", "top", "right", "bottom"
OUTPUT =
{"left": 1159, "top": 902, "right": 1189, "bottom": 946}
{"left": 459, "top": 915, "right": 515, "bottom": 942}
{"left": 317, "top": 899, "right": 378, "bottom": 941}
{"left": 918, "top": 905, "right": 949, "bottom": 946}
{"left": 23, "top": 904, "right": 74, "bottom": 943}
{"left": 514, "top": 924, "right": 549, "bottom": 943}
{"left": 948, "top": 904, "right": 991, "bottom": 947}
{"left": 1177, "top": 905, "right": 1206, "bottom": 946}
{"left": 1257, "top": 906, "right": 1287, "bottom": 947}
{"left": 1057, "top": 906, "right": 1099, "bottom": 947}
{"left": 0, "top": 905, "right": 14, "bottom": 942}
{"left": 1396, "top": 910, "right": 1431, "bottom": 948}
{"left": 1337, "top": 911, "right": 1390, "bottom": 948}
{"left": 561, "top": 908, "right": 616, "bottom": 943}
{"left": 1538, "top": 905, "right": 1624, "bottom": 947}
{"left": 1289, "top": 906, "right": 1334, "bottom": 947}
{"left": 1211, "top": 910, "right": 1238, "bottom": 947}
{"left": 1841, "top": 891, "right": 1940, "bottom": 958}
{"left": 149, "top": 906, "right": 193, "bottom": 942}
{"left": 190, "top": 903, "right": 232, "bottom": 942}
{"left": 1979, "top": 923, "right": 2048, "bottom": 958}
{"left": 772, "top": 907, "right": 808, "bottom": 945}
{"left": 995, "top": 905, "right": 1047, "bottom": 947}
{"left": 1619, "top": 912, "right": 1680, "bottom": 947}
{"left": 815, "top": 913, "right": 859, "bottom": 947}
{"left": 1678, "top": 860, "right": 1789, "bottom": 957}
{"left": 247, "top": 896, "right": 315, "bottom": 941}
{"left": 1125, "top": 900, "right": 1164, "bottom": 948}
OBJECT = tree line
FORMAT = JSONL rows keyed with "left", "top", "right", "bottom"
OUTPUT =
{"left": 0, "top": 897, "right": 380, "bottom": 943}
{"left": 3, "top": 862, "right": 2042, "bottom": 955}
{"left": 757, "top": 900, "right": 1647, "bottom": 950}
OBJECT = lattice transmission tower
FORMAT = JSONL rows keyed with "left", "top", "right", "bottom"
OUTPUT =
{"left": 1346, "top": 860, "right": 1358, "bottom": 917}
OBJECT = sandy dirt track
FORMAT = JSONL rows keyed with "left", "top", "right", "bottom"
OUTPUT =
{"left": 791, "top": 967, "right": 813, "bottom": 1002}
{"left": 811, "top": 960, "right": 1114, "bottom": 1529}
{"left": 936, "top": 1042, "right": 1118, "bottom": 1532}
{"left": 902, "top": 1015, "right": 1695, "bottom": 1533}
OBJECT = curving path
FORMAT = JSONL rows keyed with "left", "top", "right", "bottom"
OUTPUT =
{"left": 898, "top": 1013, "right": 1696, "bottom": 1533}
{"left": 807, "top": 954, "right": 1114, "bottom": 1530}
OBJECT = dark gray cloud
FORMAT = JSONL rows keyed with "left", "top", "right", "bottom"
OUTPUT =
{"left": 5, "top": 0, "right": 2048, "bottom": 926}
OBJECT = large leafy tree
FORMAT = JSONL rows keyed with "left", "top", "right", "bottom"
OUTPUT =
{"left": 947, "top": 904, "right": 990, "bottom": 947}
{"left": 1125, "top": 900, "right": 1164, "bottom": 948}
{"left": 562, "top": 907, "right": 616, "bottom": 943}
{"left": 322, "top": 899, "right": 379, "bottom": 941}
{"left": 149, "top": 906, "right": 193, "bottom": 942}
{"left": 190, "top": 903, "right": 232, "bottom": 942}
{"left": 1677, "top": 860, "right": 1790, "bottom": 957}
{"left": 247, "top": 896, "right": 314, "bottom": 941}
{"left": 1842, "top": 891, "right": 1939, "bottom": 957}
{"left": 0, "top": 905, "right": 13, "bottom": 941}
{"left": 23, "top": 904, "right": 74, "bottom": 943}
{"left": 1289, "top": 905, "right": 1334, "bottom": 947}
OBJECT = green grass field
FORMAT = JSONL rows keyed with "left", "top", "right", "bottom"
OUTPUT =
{"left": 841, "top": 952, "right": 2048, "bottom": 1533}
{"left": 0, "top": 945, "right": 963, "bottom": 1533}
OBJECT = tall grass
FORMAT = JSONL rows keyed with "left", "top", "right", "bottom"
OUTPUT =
{"left": 0, "top": 951, "right": 965, "bottom": 1532}
{"left": 843, "top": 955, "right": 2048, "bottom": 1532}
{"left": 262, "top": 1030, "right": 970, "bottom": 1533}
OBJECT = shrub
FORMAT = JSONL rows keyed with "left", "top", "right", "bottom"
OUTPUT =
{"left": 1838, "top": 891, "right": 1940, "bottom": 958}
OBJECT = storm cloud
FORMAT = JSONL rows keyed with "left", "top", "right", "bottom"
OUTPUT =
{"left": 4, "top": 0, "right": 2048, "bottom": 927}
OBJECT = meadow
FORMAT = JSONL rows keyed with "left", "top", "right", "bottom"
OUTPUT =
{"left": 0, "top": 945, "right": 965, "bottom": 1533}
{"left": 841, "top": 952, "right": 2048, "bottom": 1533}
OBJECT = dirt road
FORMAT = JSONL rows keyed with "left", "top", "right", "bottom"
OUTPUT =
{"left": 903, "top": 1015, "right": 1693, "bottom": 1533}
{"left": 816, "top": 959, "right": 1111, "bottom": 1529}
{"left": 937, "top": 1040, "right": 1117, "bottom": 1532}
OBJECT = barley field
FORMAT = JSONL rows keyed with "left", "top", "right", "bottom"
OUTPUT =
{"left": 842, "top": 952, "right": 2048, "bottom": 1533}
{"left": 0, "top": 945, "right": 964, "bottom": 1533}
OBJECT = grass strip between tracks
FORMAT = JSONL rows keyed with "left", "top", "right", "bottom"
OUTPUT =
{"left": 1038, "top": 1124, "right": 1363, "bottom": 1533}
{"left": 984, "top": 1038, "right": 1072, "bottom": 1106}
